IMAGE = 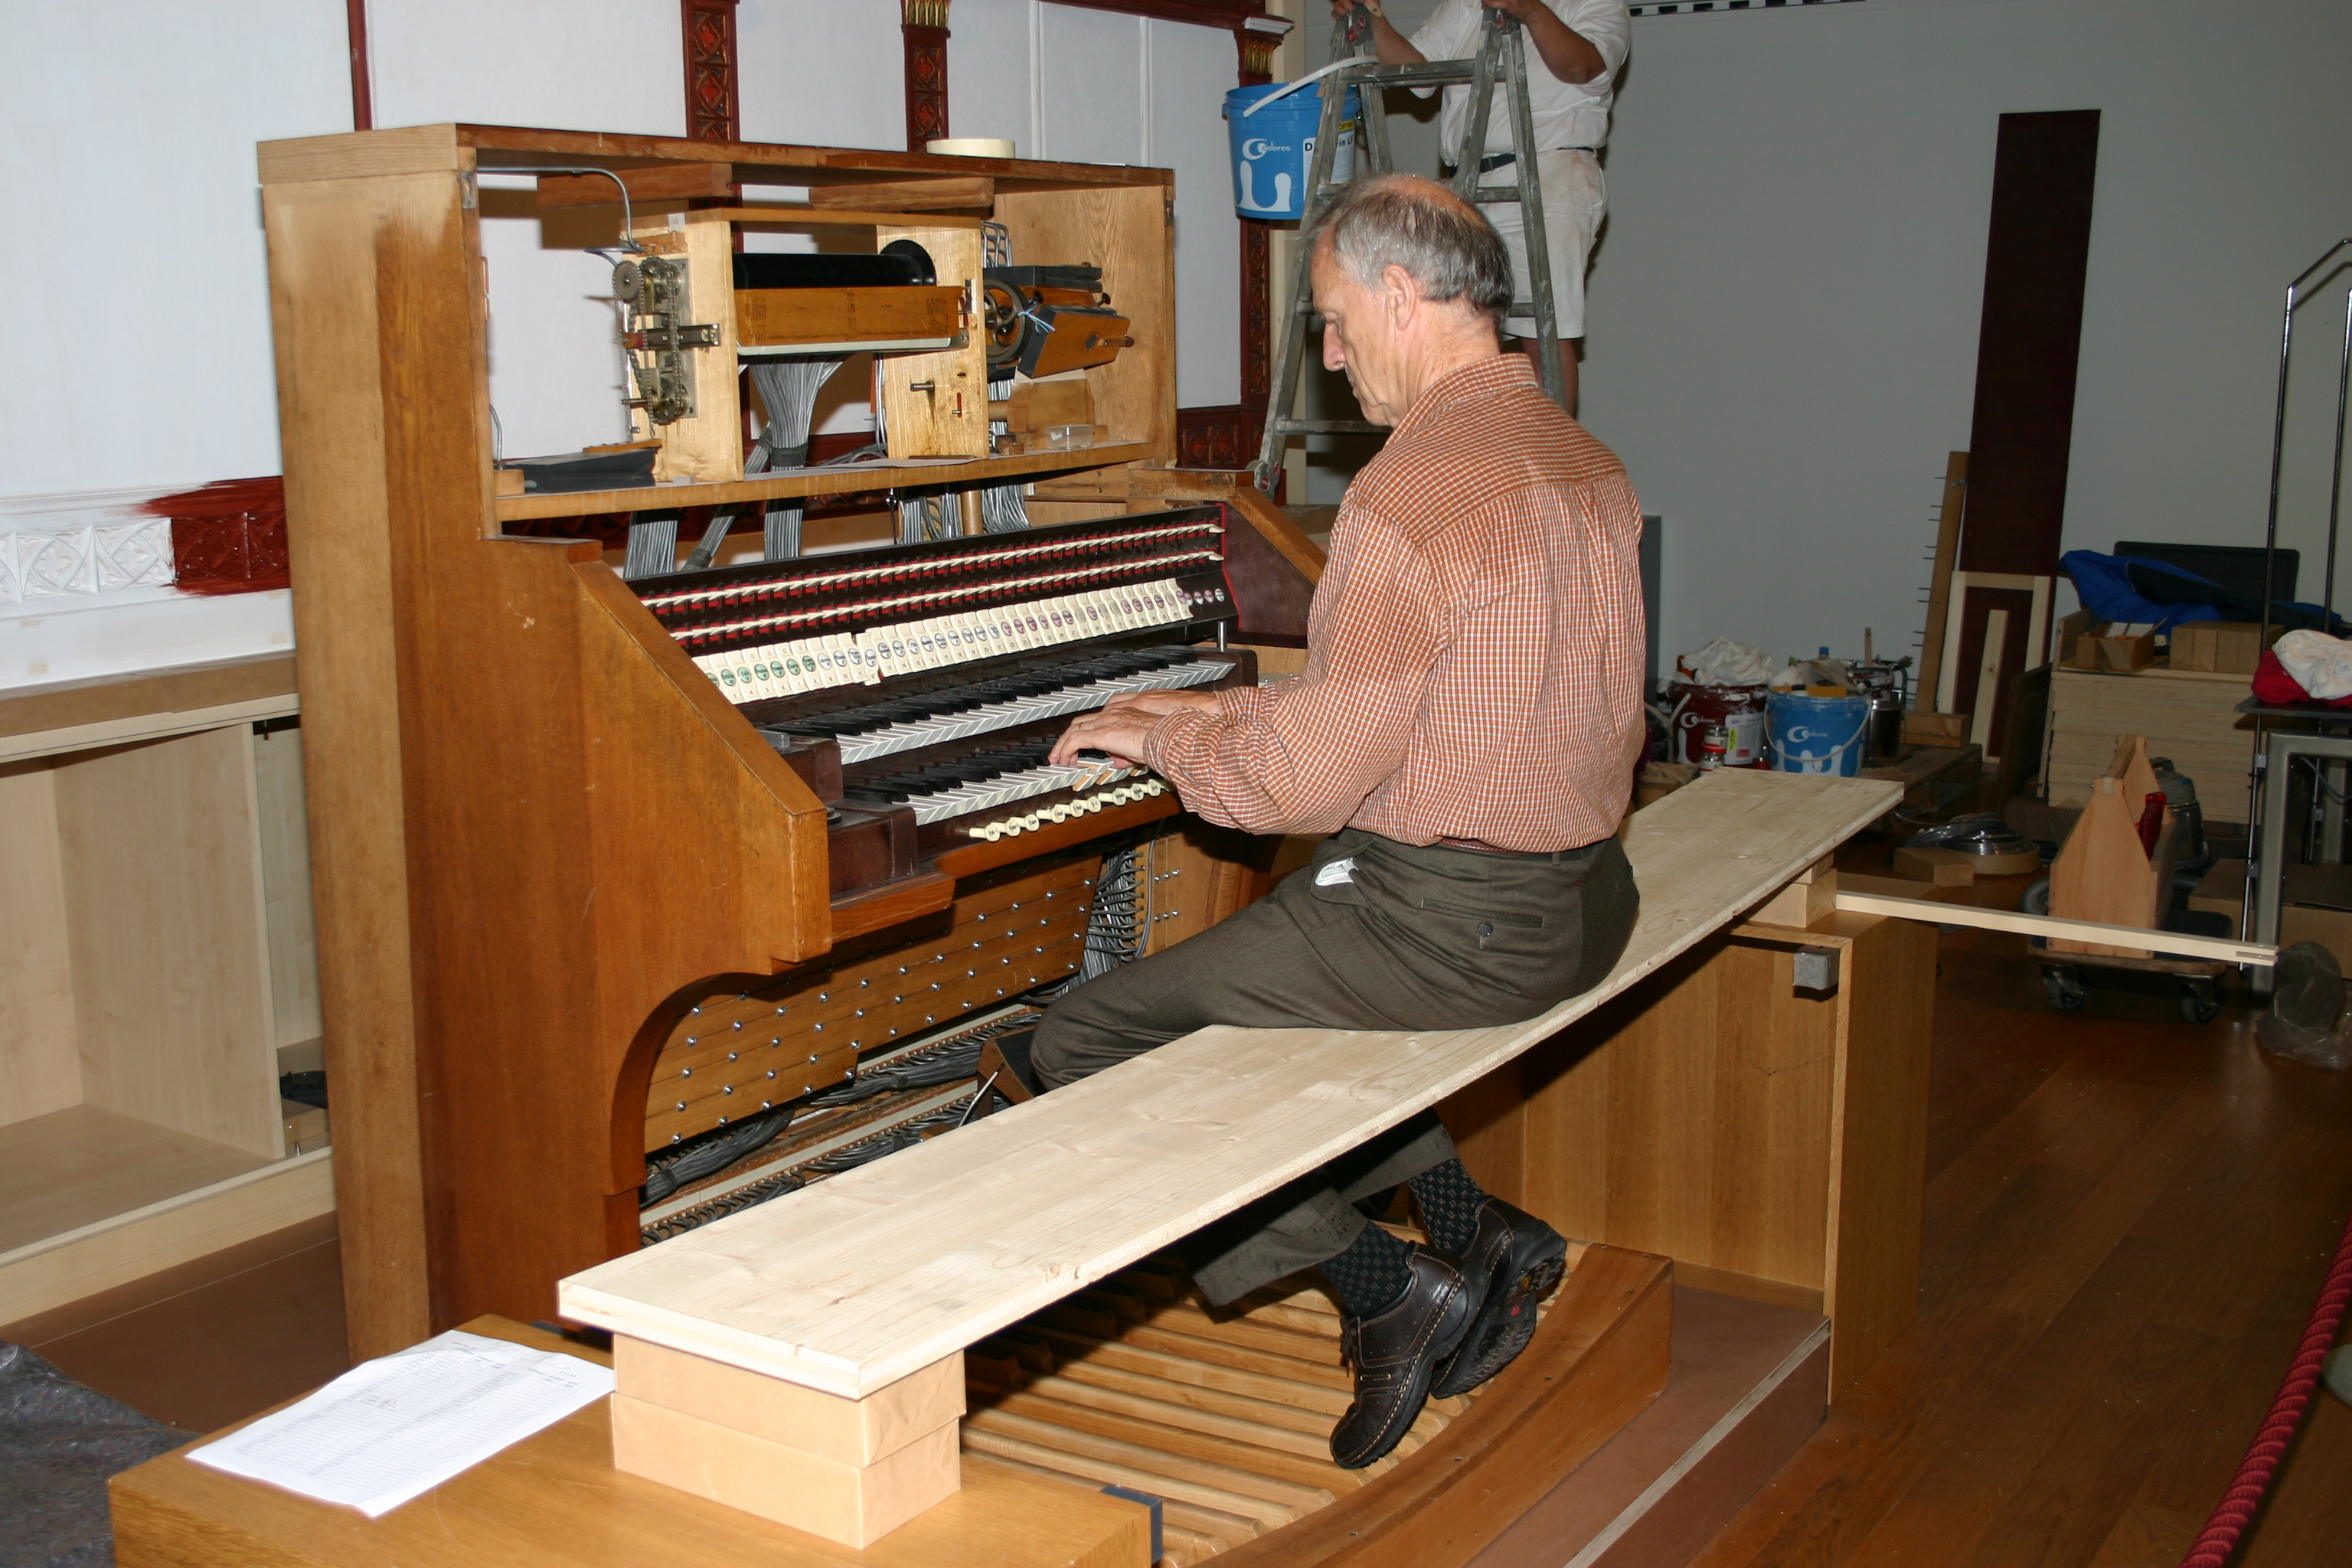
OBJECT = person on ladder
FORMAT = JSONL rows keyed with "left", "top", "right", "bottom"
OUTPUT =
{"left": 1335, "top": 0, "right": 1629, "bottom": 415}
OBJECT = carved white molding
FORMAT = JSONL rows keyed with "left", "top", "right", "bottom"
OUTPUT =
{"left": 0, "top": 485, "right": 193, "bottom": 607}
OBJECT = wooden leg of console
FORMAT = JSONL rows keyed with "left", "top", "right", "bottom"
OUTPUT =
{"left": 609, "top": 1338, "right": 965, "bottom": 1547}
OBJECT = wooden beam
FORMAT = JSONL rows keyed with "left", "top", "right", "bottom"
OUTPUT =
{"left": 811, "top": 177, "right": 995, "bottom": 212}
{"left": 1832, "top": 890, "right": 2272, "bottom": 966}
{"left": 1915, "top": 451, "right": 1966, "bottom": 712}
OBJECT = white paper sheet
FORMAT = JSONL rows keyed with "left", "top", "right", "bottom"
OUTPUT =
{"left": 187, "top": 1329, "right": 614, "bottom": 1517}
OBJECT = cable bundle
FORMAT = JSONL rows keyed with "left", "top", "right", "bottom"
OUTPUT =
{"left": 745, "top": 358, "right": 844, "bottom": 561}
{"left": 979, "top": 483, "right": 1032, "bottom": 533}
{"left": 622, "top": 515, "right": 678, "bottom": 580}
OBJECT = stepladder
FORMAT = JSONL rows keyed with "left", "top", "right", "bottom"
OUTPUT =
{"left": 1253, "top": 7, "right": 1569, "bottom": 492}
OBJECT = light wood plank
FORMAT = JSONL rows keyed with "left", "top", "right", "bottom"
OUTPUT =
{"left": 54, "top": 728, "right": 281, "bottom": 1158}
{"left": 0, "top": 762, "right": 78, "bottom": 1125}
{"left": 110, "top": 1318, "right": 1152, "bottom": 1568}
{"left": 558, "top": 770, "right": 1896, "bottom": 1396}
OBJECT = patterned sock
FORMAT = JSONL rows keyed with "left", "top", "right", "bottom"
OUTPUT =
{"left": 1318, "top": 1223, "right": 1416, "bottom": 1318}
{"left": 1407, "top": 1159, "right": 1489, "bottom": 1255}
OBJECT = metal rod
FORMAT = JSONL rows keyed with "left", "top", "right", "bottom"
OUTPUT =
{"left": 2327, "top": 283, "right": 2352, "bottom": 626}
{"left": 2259, "top": 240, "right": 2352, "bottom": 653}
{"left": 1498, "top": 20, "right": 1565, "bottom": 410}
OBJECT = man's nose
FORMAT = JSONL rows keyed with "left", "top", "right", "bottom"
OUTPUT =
{"left": 1321, "top": 324, "right": 1344, "bottom": 371}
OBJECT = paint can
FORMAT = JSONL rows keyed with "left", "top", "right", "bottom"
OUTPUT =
{"left": 1767, "top": 693, "right": 1873, "bottom": 777}
{"left": 1223, "top": 82, "right": 1357, "bottom": 220}
{"left": 1665, "top": 681, "right": 1768, "bottom": 769}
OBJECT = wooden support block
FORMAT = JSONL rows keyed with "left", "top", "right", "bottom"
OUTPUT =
{"left": 537, "top": 162, "right": 734, "bottom": 208}
{"left": 614, "top": 1338, "right": 965, "bottom": 1466}
{"left": 1890, "top": 846, "right": 1978, "bottom": 887}
{"left": 735, "top": 286, "right": 965, "bottom": 351}
{"left": 612, "top": 1393, "right": 959, "bottom": 1547}
{"left": 629, "top": 212, "right": 742, "bottom": 482}
{"left": 877, "top": 223, "right": 987, "bottom": 459}
{"left": 989, "top": 377, "right": 1095, "bottom": 433}
{"left": 811, "top": 177, "right": 995, "bottom": 211}
{"left": 1749, "top": 857, "right": 1837, "bottom": 926}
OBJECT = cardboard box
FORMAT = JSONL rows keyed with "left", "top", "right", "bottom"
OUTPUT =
{"left": 1634, "top": 760, "right": 1700, "bottom": 810}
{"left": 2188, "top": 859, "right": 2352, "bottom": 968}
{"left": 1903, "top": 711, "right": 1968, "bottom": 746}
{"left": 2058, "top": 608, "right": 2158, "bottom": 673}
{"left": 2171, "top": 621, "right": 2272, "bottom": 675}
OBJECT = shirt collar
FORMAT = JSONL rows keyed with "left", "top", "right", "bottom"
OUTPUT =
{"left": 1392, "top": 354, "right": 1540, "bottom": 438}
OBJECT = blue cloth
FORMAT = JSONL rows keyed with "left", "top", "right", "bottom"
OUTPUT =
{"left": 2060, "top": 550, "right": 2347, "bottom": 636}
{"left": 2059, "top": 550, "right": 2224, "bottom": 632}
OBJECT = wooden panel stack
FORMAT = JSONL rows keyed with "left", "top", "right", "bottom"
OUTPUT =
{"left": 2043, "top": 665, "right": 2253, "bottom": 812}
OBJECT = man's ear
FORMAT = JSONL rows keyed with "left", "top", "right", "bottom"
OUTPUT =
{"left": 1380, "top": 262, "right": 1419, "bottom": 328}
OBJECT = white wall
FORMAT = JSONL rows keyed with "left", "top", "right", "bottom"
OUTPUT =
{"left": 1586, "top": 0, "right": 2352, "bottom": 674}
{"left": 2, "top": 0, "right": 351, "bottom": 496}
{"left": 372, "top": 0, "right": 686, "bottom": 458}
{"left": 952, "top": 1, "right": 1244, "bottom": 408}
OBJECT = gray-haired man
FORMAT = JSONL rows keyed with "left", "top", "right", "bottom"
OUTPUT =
{"left": 1011, "top": 175, "right": 1648, "bottom": 1468}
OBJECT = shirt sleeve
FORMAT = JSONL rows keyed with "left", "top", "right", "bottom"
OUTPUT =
{"left": 1144, "top": 514, "right": 1446, "bottom": 837}
{"left": 1407, "top": 0, "right": 1479, "bottom": 99}
{"left": 1561, "top": 0, "right": 1631, "bottom": 89}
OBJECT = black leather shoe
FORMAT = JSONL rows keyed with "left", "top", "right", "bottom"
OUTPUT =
{"left": 1329, "top": 1247, "right": 1482, "bottom": 1469}
{"left": 1429, "top": 1198, "right": 1568, "bottom": 1400}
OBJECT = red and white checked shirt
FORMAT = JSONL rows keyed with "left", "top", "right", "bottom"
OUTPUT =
{"left": 1143, "top": 354, "right": 1646, "bottom": 851}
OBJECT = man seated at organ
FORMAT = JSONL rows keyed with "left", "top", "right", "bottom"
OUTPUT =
{"left": 1021, "top": 173, "right": 1649, "bottom": 1468}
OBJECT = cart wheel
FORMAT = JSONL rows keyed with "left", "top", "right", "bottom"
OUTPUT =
{"left": 2178, "top": 981, "right": 2222, "bottom": 1025}
{"left": 2042, "top": 967, "right": 2089, "bottom": 1011}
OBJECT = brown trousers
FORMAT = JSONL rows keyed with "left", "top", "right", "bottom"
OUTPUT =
{"left": 1032, "top": 827, "right": 1638, "bottom": 1303}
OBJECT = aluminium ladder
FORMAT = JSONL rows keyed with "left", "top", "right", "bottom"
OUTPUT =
{"left": 1253, "top": 8, "right": 1566, "bottom": 492}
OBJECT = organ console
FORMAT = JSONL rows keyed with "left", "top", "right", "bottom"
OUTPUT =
{"left": 257, "top": 122, "right": 1324, "bottom": 1361}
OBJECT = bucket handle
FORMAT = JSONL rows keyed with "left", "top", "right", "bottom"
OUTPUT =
{"left": 1241, "top": 57, "right": 1356, "bottom": 116}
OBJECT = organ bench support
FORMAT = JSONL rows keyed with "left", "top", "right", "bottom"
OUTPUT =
{"left": 556, "top": 770, "right": 1925, "bottom": 1559}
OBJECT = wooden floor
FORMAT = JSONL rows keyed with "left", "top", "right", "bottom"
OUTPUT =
{"left": 1693, "top": 867, "right": 2352, "bottom": 1568}
{"left": 9, "top": 868, "right": 2352, "bottom": 1566}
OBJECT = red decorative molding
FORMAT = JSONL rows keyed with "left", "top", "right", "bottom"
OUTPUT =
{"left": 147, "top": 477, "right": 291, "bottom": 596}
{"left": 1177, "top": 406, "right": 1253, "bottom": 471}
{"left": 903, "top": 2, "right": 951, "bottom": 152}
{"left": 346, "top": 0, "right": 372, "bottom": 132}
{"left": 682, "top": 0, "right": 740, "bottom": 144}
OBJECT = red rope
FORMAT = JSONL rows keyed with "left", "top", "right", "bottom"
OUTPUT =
{"left": 2179, "top": 1204, "right": 2352, "bottom": 1566}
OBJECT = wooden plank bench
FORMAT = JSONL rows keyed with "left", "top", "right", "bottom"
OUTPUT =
{"left": 554, "top": 769, "right": 1912, "bottom": 1558}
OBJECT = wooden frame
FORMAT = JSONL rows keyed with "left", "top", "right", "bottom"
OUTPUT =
{"left": 1935, "top": 569, "right": 2050, "bottom": 755}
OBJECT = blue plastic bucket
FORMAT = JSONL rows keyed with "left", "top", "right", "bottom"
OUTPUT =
{"left": 1223, "top": 82, "right": 1357, "bottom": 220}
{"left": 1767, "top": 693, "right": 1871, "bottom": 777}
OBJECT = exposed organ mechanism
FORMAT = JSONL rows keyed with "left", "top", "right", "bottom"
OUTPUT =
{"left": 982, "top": 265, "right": 1133, "bottom": 379}
{"left": 611, "top": 253, "right": 719, "bottom": 426}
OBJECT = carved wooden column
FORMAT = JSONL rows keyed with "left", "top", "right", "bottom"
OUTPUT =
{"left": 682, "top": 0, "right": 740, "bottom": 143}
{"left": 1236, "top": 23, "right": 1279, "bottom": 468}
{"left": 903, "top": 1, "right": 951, "bottom": 152}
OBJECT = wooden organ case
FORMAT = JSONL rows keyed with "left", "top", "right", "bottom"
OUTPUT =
{"left": 258, "top": 125, "right": 1325, "bottom": 1361}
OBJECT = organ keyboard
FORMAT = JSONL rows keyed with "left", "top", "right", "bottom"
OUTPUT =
{"left": 624, "top": 504, "right": 1258, "bottom": 897}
